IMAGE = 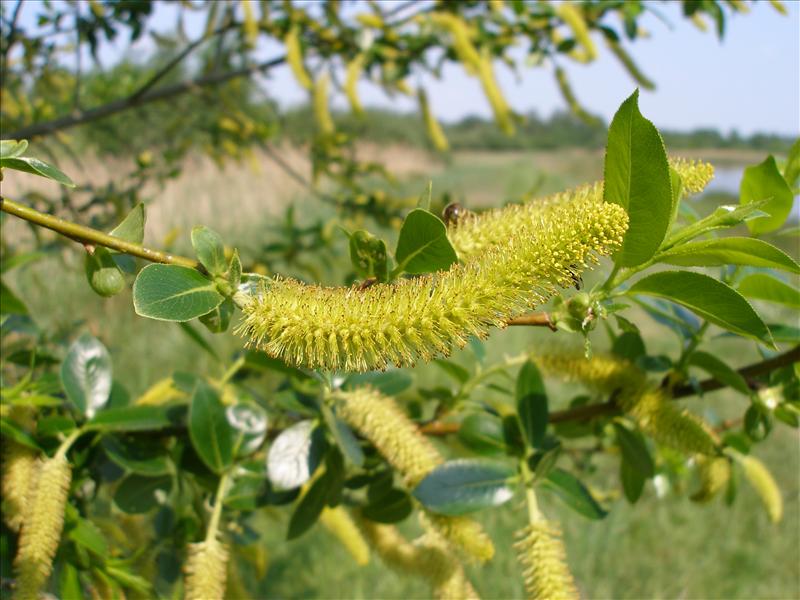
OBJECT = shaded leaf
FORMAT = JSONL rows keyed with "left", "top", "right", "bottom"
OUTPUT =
{"left": 412, "top": 459, "right": 515, "bottom": 516}
{"left": 133, "top": 264, "right": 223, "bottom": 322}
{"left": 61, "top": 333, "right": 112, "bottom": 418}
{"left": 544, "top": 468, "right": 607, "bottom": 519}
{"left": 394, "top": 209, "right": 458, "bottom": 275}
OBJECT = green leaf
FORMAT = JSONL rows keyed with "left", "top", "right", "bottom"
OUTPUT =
{"left": 688, "top": 351, "right": 750, "bottom": 396}
{"left": 544, "top": 468, "right": 608, "bottom": 519}
{"left": 783, "top": 137, "right": 800, "bottom": 188}
{"left": 61, "top": 333, "right": 112, "bottom": 418}
{"left": 67, "top": 516, "right": 108, "bottom": 557}
{"left": 85, "top": 247, "right": 125, "bottom": 297}
{"left": 267, "top": 420, "right": 325, "bottom": 490}
{"left": 0, "top": 281, "right": 28, "bottom": 315}
{"left": 458, "top": 413, "right": 508, "bottom": 456}
{"left": 412, "top": 459, "right": 515, "bottom": 516}
{"left": 620, "top": 459, "right": 645, "bottom": 503}
{"left": 133, "top": 264, "right": 223, "bottom": 322}
{"left": 603, "top": 90, "right": 672, "bottom": 267}
{"left": 740, "top": 156, "right": 794, "bottom": 235}
{"left": 0, "top": 418, "right": 42, "bottom": 450}
{"left": 659, "top": 238, "right": 800, "bottom": 273}
{"left": 433, "top": 359, "right": 470, "bottom": 384}
{"left": 113, "top": 474, "right": 172, "bottom": 514}
{"left": 228, "top": 249, "right": 242, "bottom": 288}
{"left": 198, "top": 297, "right": 234, "bottom": 333}
{"left": 613, "top": 422, "right": 654, "bottom": 478}
{"left": 516, "top": 360, "right": 548, "bottom": 449}
{"left": 102, "top": 436, "right": 172, "bottom": 476}
{"left": 768, "top": 323, "right": 800, "bottom": 344}
{"left": 88, "top": 405, "right": 179, "bottom": 432}
{"left": 189, "top": 381, "right": 233, "bottom": 474}
{"left": 227, "top": 403, "right": 268, "bottom": 458}
{"left": 363, "top": 487, "right": 413, "bottom": 523}
{"left": 109, "top": 203, "right": 145, "bottom": 245}
{"left": 191, "top": 226, "right": 227, "bottom": 276}
{"left": 287, "top": 471, "right": 330, "bottom": 540}
{"left": 349, "top": 230, "right": 388, "bottom": 281}
{"left": 612, "top": 331, "right": 646, "bottom": 361}
{"left": 0, "top": 156, "right": 75, "bottom": 187}
{"left": 322, "top": 405, "right": 364, "bottom": 467}
{"left": 393, "top": 209, "right": 458, "bottom": 275}
{"left": 343, "top": 370, "right": 413, "bottom": 396}
{"left": 628, "top": 271, "right": 772, "bottom": 346}
{"left": 737, "top": 273, "right": 800, "bottom": 308}
{"left": 0, "top": 139, "right": 28, "bottom": 158}
{"left": 177, "top": 322, "right": 220, "bottom": 361}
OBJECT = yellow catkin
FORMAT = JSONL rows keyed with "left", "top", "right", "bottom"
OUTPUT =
{"left": 1, "top": 441, "right": 38, "bottom": 532}
{"left": 345, "top": 54, "right": 366, "bottom": 116}
{"left": 690, "top": 14, "right": 708, "bottom": 32}
{"left": 532, "top": 352, "right": 644, "bottom": 395}
{"left": 135, "top": 377, "right": 186, "bottom": 405}
{"left": 554, "top": 66, "right": 598, "bottom": 125}
{"left": 669, "top": 158, "right": 715, "bottom": 195}
{"left": 13, "top": 455, "right": 72, "bottom": 600}
{"left": 604, "top": 37, "right": 655, "bottom": 90}
{"left": 513, "top": 521, "right": 578, "bottom": 600}
{"left": 619, "top": 388, "right": 718, "bottom": 456}
{"left": 313, "top": 73, "right": 335, "bottom": 136}
{"left": 419, "top": 88, "right": 450, "bottom": 152}
{"left": 769, "top": 0, "right": 788, "bottom": 16}
{"left": 319, "top": 506, "right": 370, "bottom": 566}
{"left": 285, "top": 25, "right": 312, "bottom": 90}
{"left": 241, "top": 195, "right": 627, "bottom": 372}
{"left": 240, "top": 0, "right": 258, "bottom": 48}
{"left": 356, "top": 518, "right": 479, "bottom": 600}
{"left": 476, "top": 48, "right": 515, "bottom": 135}
{"left": 739, "top": 455, "right": 783, "bottom": 523}
{"left": 429, "top": 13, "right": 481, "bottom": 73}
{"left": 337, "top": 388, "right": 495, "bottom": 562}
{"left": 184, "top": 538, "right": 230, "bottom": 600}
{"left": 691, "top": 456, "right": 731, "bottom": 503}
{"left": 556, "top": 2, "right": 597, "bottom": 62}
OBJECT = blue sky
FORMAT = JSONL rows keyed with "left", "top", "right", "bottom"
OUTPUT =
{"left": 12, "top": 0, "right": 800, "bottom": 136}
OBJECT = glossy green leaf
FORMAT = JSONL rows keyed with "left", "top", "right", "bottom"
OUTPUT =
{"left": 349, "top": 229, "right": 388, "bottom": 281}
{"left": 516, "top": 360, "right": 548, "bottom": 449}
{"left": 544, "top": 468, "right": 608, "bottom": 519}
{"left": 628, "top": 271, "right": 772, "bottom": 345}
{"left": 412, "top": 459, "right": 515, "bottom": 516}
{"left": 740, "top": 156, "right": 794, "bottom": 235}
{"left": 458, "top": 413, "right": 508, "bottom": 455}
{"left": 61, "top": 334, "right": 112, "bottom": 418}
{"left": 133, "top": 264, "right": 223, "bottom": 322}
{"left": 109, "top": 203, "right": 145, "bottom": 245}
{"left": 604, "top": 90, "right": 672, "bottom": 267}
{"left": 102, "top": 436, "right": 172, "bottom": 476}
{"left": 737, "top": 273, "right": 800, "bottom": 308}
{"left": 85, "top": 247, "right": 125, "bottom": 297}
{"left": 113, "top": 474, "right": 172, "bottom": 514}
{"left": 0, "top": 139, "right": 28, "bottom": 158}
{"left": 394, "top": 209, "right": 458, "bottom": 275}
{"left": 189, "top": 381, "right": 233, "bottom": 474}
{"left": 226, "top": 402, "right": 268, "bottom": 458}
{"left": 267, "top": 420, "right": 325, "bottom": 490}
{"left": 191, "top": 226, "right": 227, "bottom": 276}
{"left": 0, "top": 155, "right": 75, "bottom": 187}
{"left": 658, "top": 238, "right": 800, "bottom": 273}
{"left": 88, "top": 405, "right": 179, "bottom": 432}
{"left": 688, "top": 351, "right": 750, "bottom": 396}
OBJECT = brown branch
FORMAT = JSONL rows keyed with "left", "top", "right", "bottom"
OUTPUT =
{"left": 4, "top": 55, "right": 286, "bottom": 140}
{"left": 421, "top": 346, "right": 800, "bottom": 435}
{"left": 506, "top": 312, "right": 556, "bottom": 329}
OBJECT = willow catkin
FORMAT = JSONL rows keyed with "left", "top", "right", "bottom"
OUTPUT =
{"left": 556, "top": 2, "right": 597, "bottom": 62}
{"left": 532, "top": 351, "right": 645, "bottom": 395}
{"left": 336, "top": 388, "right": 495, "bottom": 562}
{"left": 739, "top": 454, "right": 783, "bottom": 523}
{"left": 419, "top": 88, "right": 450, "bottom": 152}
{"left": 603, "top": 36, "right": 655, "bottom": 90}
{"left": 345, "top": 54, "right": 366, "bottom": 116}
{"left": 514, "top": 521, "right": 578, "bottom": 600}
{"left": 669, "top": 158, "right": 715, "bottom": 195}
{"left": 554, "top": 66, "right": 599, "bottom": 126}
{"left": 691, "top": 456, "right": 731, "bottom": 503}
{"left": 13, "top": 455, "right": 72, "bottom": 600}
{"left": 1, "top": 441, "right": 38, "bottom": 532}
{"left": 319, "top": 506, "right": 370, "bottom": 566}
{"left": 184, "top": 537, "right": 230, "bottom": 600}
{"left": 313, "top": 73, "right": 335, "bottom": 136}
{"left": 428, "top": 13, "right": 481, "bottom": 73}
{"left": 241, "top": 195, "right": 627, "bottom": 372}
{"left": 240, "top": 0, "right": 258, "bottom": 48}
{"left": 476, "top": 48, "right": 515, "bottom": 135}
{"left": 285, "top": 25, "right": 312, "bottom": 90}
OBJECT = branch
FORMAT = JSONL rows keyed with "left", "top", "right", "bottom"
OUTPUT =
{"left": 506, "top": 312, "right": 556, "bottom": 329}
{"left": 420, "top": 346, "right": 800, "bottom": 434}
{"left": 4, "top": 55, "right": 286, "bottom": 140}
{"left": 0, "top": 197, "right": 199, "bottom": 269}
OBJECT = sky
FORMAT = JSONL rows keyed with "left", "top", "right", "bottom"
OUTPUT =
{"left": 11, "top": 0, "right": 800, "bottom": 136}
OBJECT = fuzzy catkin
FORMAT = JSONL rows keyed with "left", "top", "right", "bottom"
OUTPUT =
{"left": 691, "top": 456, "right": 731, "bottom": 503}
{"left": 556, "top": 2, "right": 597, "bottom": 62}
{"left": 337, "top": 388, "right": 495, "bottom": 562}
{"left": 285, "top": 25, "right": 312, "bottom": 90}
{"left": 514, "top": 521, "right": 578, "bottom": 600}
{"left": 313, "top": 73, "right": 335, "bottom": 136}
{"left": 740, "top": 454, "right": 783, "bottom": 523}
{"left": 319, "top": 506, "right": 370, "bottom": 566}
{"left": 13, "top": 455, "right": 72, "bottom": 600}
{"left": 184, "top": 537, "right": 230, "bottom": 600}
{"left": 419, "top": 88, "right": 449, "bottom": 152}
{"left": 345, "top": 54, "right": 366, "bottom": 116}
{"left": 241, "top": 194, "right": 627, "bottom": 372}
{"left": 1, "top": 441, "right": 38, "bottom": 532}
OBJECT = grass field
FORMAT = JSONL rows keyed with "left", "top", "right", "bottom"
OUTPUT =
{"left": 3, "top": 146, "right": 798, "bottom": 599}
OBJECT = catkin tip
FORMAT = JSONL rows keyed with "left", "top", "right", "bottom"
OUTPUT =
{"left": 514, "top": 521, "right": 578, "bottom": 600}
{"left": 184, "top": 538, "right": 230, "bottom": 600}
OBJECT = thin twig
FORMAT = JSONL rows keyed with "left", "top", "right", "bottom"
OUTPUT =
{"left": 5, "top": 55, "right": 287, "bottom": 140}
{"left": 506, "top": 312, "right": 556, "bottom": 329}
{"left": 0, "top": 196, "right": 199, "bottom": 269}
